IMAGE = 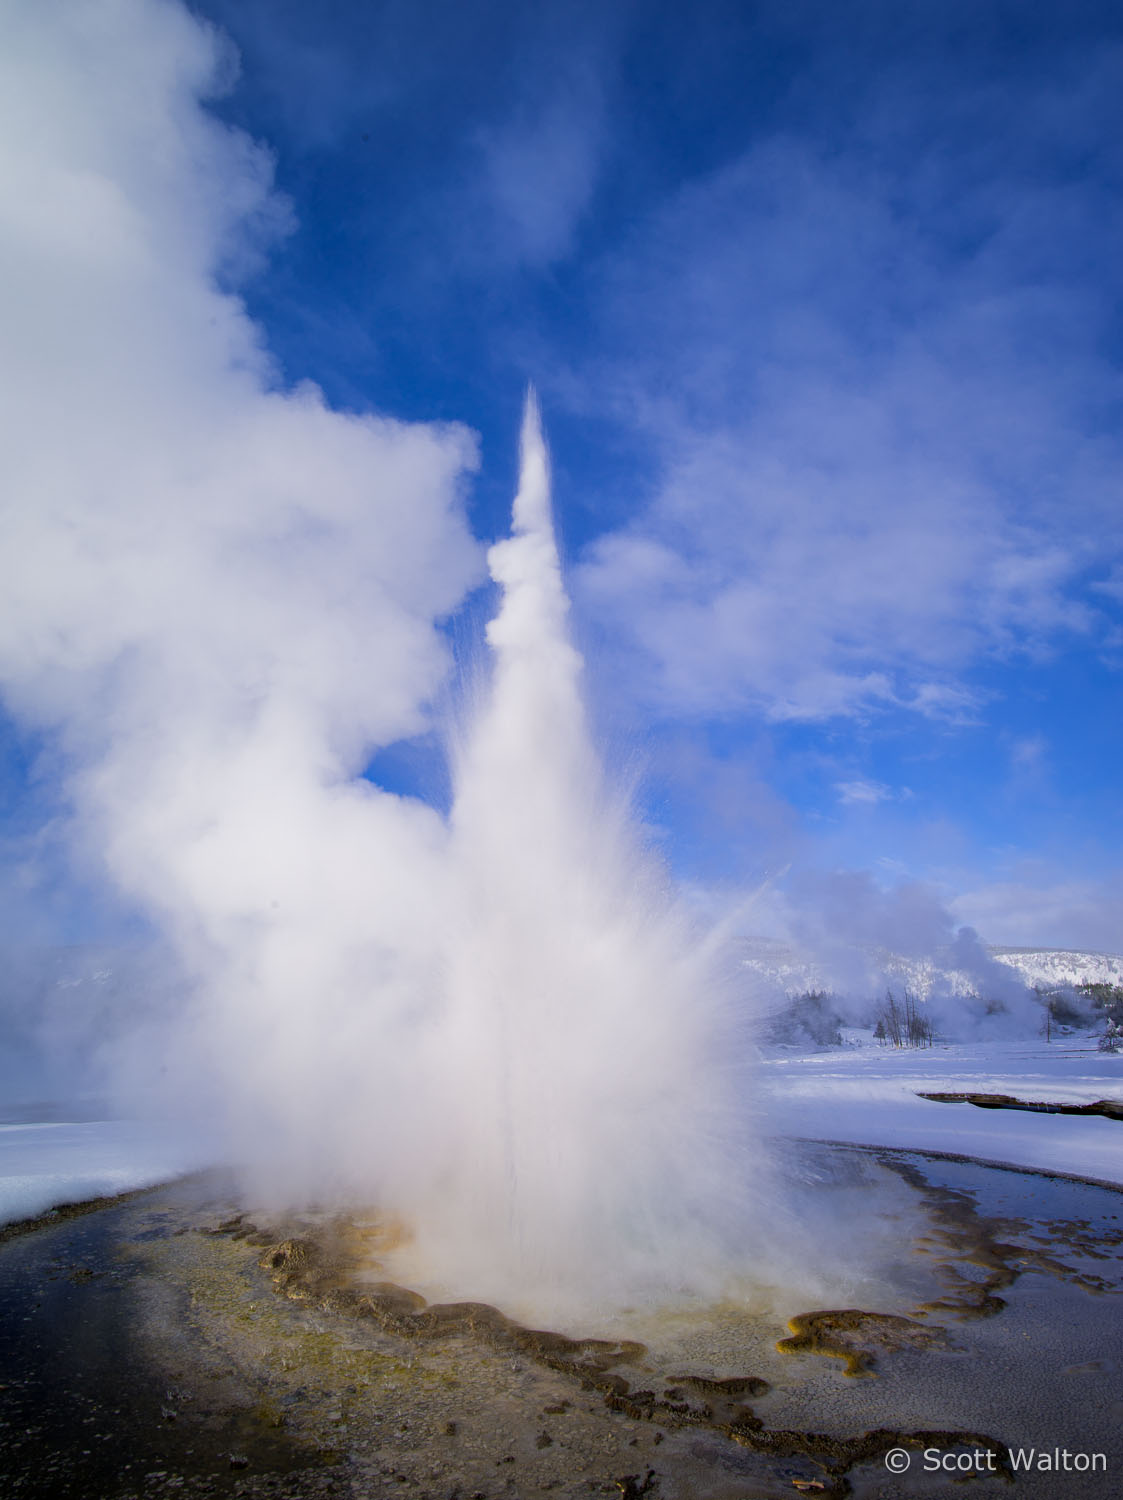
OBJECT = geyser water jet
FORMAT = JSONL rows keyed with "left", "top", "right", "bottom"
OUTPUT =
{"left": 398, "top": 392, "right": 764, "bottom": 1313}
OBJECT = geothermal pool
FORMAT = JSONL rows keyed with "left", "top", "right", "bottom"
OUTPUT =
{"left": 1, "top": 1141, "right": 1119, "bottom": 1500}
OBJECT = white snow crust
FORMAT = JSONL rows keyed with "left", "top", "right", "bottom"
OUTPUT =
{"left": 0, "top": 1119, "right": 216, "bottom": 1227}
{"left": 763, "top": 1035, "right": 1123, "bottom": 1185}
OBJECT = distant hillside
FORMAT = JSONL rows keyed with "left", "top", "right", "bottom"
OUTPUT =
{"left": 741, "top": 938, "right": 1123, "bottom": 1046}
{"left": 988, "top": 947, "right": 1123, "bottom": 990}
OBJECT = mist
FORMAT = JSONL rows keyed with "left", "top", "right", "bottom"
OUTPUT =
{"left": 3, "top": 0, "right": 1098, "bottom": 1329}
{"left": 753, "top": 868, "right": 1041, "bottom": 1040}
{"left": 0, "top": 0, "right": 482, "bottom": 1183}
{"left": 0, "top": 1, "right": 781, "bottom": 1313}
{"left": 406, "top": 396, "right": 763, "bottom": 1307}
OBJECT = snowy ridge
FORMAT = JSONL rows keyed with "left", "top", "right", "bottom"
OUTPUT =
{"left": 740, "top": 941, "right": 1123, "bottom": 1002}
{"left": 989, "top": 948, "right": 1123, "bottom": 991}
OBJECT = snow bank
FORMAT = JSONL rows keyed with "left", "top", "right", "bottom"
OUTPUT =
{"left": 764, "top": 1038, "right": 1123, "bottom": 1185}
{"left": 0, "top": 1119, "right": 218, "bottom": 1227}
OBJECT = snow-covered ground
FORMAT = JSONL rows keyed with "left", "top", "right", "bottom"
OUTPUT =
{"left": 746, "top": 944, "right": 1123, "bottom": 1183}
{"left": 0, "top": 1117, "right": 219, "bottom": 1227}
{"left": 762, "top": 1035, "right": 1123, "bottom": 1186}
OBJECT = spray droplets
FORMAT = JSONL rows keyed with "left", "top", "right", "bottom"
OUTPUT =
{"left": 403, "top": 392, "right": 760, "bottom": 1313}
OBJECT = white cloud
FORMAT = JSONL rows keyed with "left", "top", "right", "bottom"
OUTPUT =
{"left": 909, "top": 682, "right": 984, "bottom": 724}
{"left": 1009, "top": 735, "right": 1047, "bottom": 773}
{"left": 950, "top": 874, "right": 1123, "bottom": 952}
{"left": 1092, "top": 566, "right": 1123, "bottom": 605}
{"left": 835, "top": 780, "right": 894, "bottom": 806}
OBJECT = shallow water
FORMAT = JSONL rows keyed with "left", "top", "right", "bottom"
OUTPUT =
{"left": 362, "top": 1140, "right": 1123, "bottom": 1495}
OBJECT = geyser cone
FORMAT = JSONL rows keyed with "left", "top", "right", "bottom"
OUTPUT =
{"left": 411, "top": 392, "right": 761, "bottom": 1313}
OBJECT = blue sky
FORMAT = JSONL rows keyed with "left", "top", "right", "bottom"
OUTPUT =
{"left": 1, "top": 0, "right": 1121, "bottom": 952}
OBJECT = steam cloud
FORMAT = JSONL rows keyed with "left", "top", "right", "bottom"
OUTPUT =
{"left": 0, "top": 0, "right": 479, "bottom": 1144}
{"left": 779, "top": 870, "right": 1040, "bottom": 1038}
{"left": 421, "top": 396, "right": 760, "bottom": 1306}
{"left": 1, "top": 0, "right": 1048, "bottom": 1316}
{"left": 0, "top": 0, "right": 766, "bottom": 1311}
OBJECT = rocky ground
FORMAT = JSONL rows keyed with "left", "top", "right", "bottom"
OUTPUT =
{"left": 0, "top": 1174, "right": 821, "bottom": 1500}
{"left": 2, "top": 1153, "right": 1121, "bottom": 1500}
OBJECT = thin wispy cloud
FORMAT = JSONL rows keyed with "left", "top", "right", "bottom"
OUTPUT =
{"left": 951, "top": 873, "right": 1123, "bottom": 953}
{"left": 836, "top": 780, "right": 898, "bottom": 807}
{"left": 574, "top": 95, "right": 1123, "bottom": 727}
{"left": 470, "top": 73, "right": 606, "bottom": 269}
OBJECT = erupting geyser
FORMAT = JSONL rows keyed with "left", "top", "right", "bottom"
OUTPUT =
{"left": 4, "top": 354, "right": 765, "bottom": 1315}
{"left": 402, "top": 393, "right": 761, "bottom": 1311}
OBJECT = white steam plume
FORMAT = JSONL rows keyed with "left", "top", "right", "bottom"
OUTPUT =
{"left": 774, "top": 870, "right": 1040, "bottom": 1039}
{"left": 0, "top": 2, "right": 771, "bottom": 1313}
{"left": 403, "top": 394, "right": 765, "bottom": 1310}
{"left": 0, "top": 0, "right": 480, "bottom": 1183}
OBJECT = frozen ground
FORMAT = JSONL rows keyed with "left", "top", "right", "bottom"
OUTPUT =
{"left": 0, "top": 1115, "right": 219, "bottom": 1227}
{"left": 762, "top": 1034, "right": 1123, "bottom": 1185}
